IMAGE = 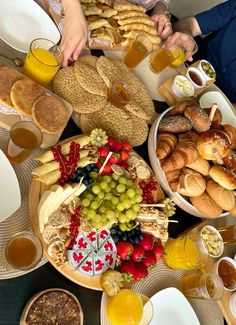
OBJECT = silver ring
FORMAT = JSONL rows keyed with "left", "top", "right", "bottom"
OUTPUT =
{"left": 165, "top": 22, "right": 172, "bottom": 27}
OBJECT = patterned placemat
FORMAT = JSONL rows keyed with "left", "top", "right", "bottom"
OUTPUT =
{"left": 100, "top": 260, "right": 224, "bottom": 325}
{"left": 0, "top": 127, "right": 48, "bottom": 279}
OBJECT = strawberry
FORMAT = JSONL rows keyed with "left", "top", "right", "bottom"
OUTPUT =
{"left": 101, "top": 163, "right": 112, "bottom": 175}
{"left": 107, "top": 136, "right": 117, "bottom": 148}
{"left": 138, "top": 233, "right": 155, "bottom": 251}
{"left": 142, "top": 251, "right": 157, "bottom": 270}
{"left": 117, "top": 241, "right": 133, "bottom": 260}
{"left": 121, "top": 141, "right": 132, "bottom": 152}
{"left": 119, "top": 160, "right": 129, "bottom": 170}
{"left": 120, "top": 150, "right": 129, "bottom": 161}
{"left": 109, "top": 153, "right": 121, "bottom": 164}
{"left": 152, "top": 242, "right": 164, "bottom": 261}
{"left": 133, "top": 262, "right": 148, "bottom": 281}
{"left": 119, "top": 260, "right": 136, "bottom": 281}
{"left": 96, "top": 161, "right": 103, "bottom": 169}
{"left": 98, "top": 146, "right": 109, "bottom": 158}
{"left": 131, "top": 245, "right": 145, "bottom": 262}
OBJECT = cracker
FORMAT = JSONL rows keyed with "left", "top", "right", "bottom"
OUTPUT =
{"left": 53, "top": 67, "right": 106, "bottom": 113}
{"left": 114, "top": 11, "right": 148, "bottom": 20}
{"left": 80, "top": 102, "right": 132, "bottom": 142}
{"left": 114, "top": 0, "right": 146, "bottom": 13}
{"left": 10, "top": 79, "right": 45, "bottom": 116}
{"left": 74, "top": 55, "right": 107, "bottom": 96}
{"left": 32, "top": 95, "right": 68, "bottom": 134}
{"left": 118, "top": 17, "right": 155, "bottom": 27}
{"left": 0, "top": 67, "right": 25, "bottom": 108}
{"left": 119, "top": 23, "right": 157, "bottom": 35}
{"left": 123, "top": 30, "right": 161, "bottom": 45}
{"left": 127, "top": 113, "right": 149, "bottom": 147}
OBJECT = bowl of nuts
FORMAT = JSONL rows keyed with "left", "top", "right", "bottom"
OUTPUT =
{"left": 197, "top": 60, "right": 216, "bottom": 81}
{"left": 200, "top": 225, "right": 224, "bottom": 258}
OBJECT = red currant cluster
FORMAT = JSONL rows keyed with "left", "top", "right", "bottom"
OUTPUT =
{"left": 69, "top": 206, "right": 81, "bottom": 240}
{"left": 51, "top": 142, "right": 80, "bottom": 185}
{"left": 139, "top": 179, "right": 158, "bottom": 204}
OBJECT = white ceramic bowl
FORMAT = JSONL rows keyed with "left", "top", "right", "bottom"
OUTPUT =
{"left": 172, "top": 75, "right": 194, "bottom": 98}
{"left": 229, "top": 291, "right": 236, "bottom": 318}
{"left": 200, "top": 225, "right": 224, "bottom": 258}
{"left": 213, "top": 256, "right": 236, "bottom": 291}
{"left": 186, "top": 67, "right": 206, "bottom": 89}
{"left": 197, "top": 60, "right": 216, "bottom": 82}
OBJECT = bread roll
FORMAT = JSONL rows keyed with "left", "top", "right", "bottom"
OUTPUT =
{"left": 185, "top": 156, "right": 210, "bottom": 176}
{"left": 206, "top": 179, "right": 235, "bottom": 211}
{"left": 190, "top": 191, "right": 223, "bottom": 218}
{"left": 222, "top": 150, "right": 236, "bottom": 172}
{"left": 229, "top": 203, "right": 236, "bottom": 217}
{"left": 223, "top": 124, "right": 236, "bottom": 150}
{"left": 177, "top": 169, "right": 206, "bottom": 197}
{"left": 178, "top": 130, "right": 199, "bottom": 143}
{"left": 158, "top": 115, "right": 192, "bottom": 134}
{"left": 169, "top": 98, "right": 197, "bottom": 116}
{"left": 209, "top": 165, "right": 236, "bottom": 190}
{"left": 204, "top": 105, "right": 222, "bottom": 128}
{"left": 184, "top": 105, "right": 211, "bottom": 133}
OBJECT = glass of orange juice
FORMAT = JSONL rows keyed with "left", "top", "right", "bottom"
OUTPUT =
{"left": 23, "top": 38, "right": 63, "bottom": 85}
{"left": 106, "top": 289, "right": 153, "bottom": 325}
{"left": 163, "top": 233, "right": 209, "bottom": 270}
{"left": 124, "top": 35, "right": 153, "bottom": 69}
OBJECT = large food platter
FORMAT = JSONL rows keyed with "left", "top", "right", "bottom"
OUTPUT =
{"left": 29, "top": 134, "right": 165, "bottom": 290}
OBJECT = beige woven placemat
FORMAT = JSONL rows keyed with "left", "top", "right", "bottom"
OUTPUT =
{"left": 0, "top": 127, "right": 48, "bottom": 279}
{"left": 100, "top": 260, "right": 224, "bottom": 325}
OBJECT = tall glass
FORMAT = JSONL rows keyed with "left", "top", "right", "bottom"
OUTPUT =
{"left": 24, "top": 38, "right": 63, "bottom": 85}
{"left": 164, "top": 233, "right": 209, "bottom": 270}
{"left": 218, "top": 224, "right": 236, "bottom": 244}
{"left": 149, "top": 45, "right": 182, "bottom": 73}
{"left": 124, "top": 35, "right": 153, "bottom": 69}
{"left": 180, "top": 272, "right": 224, "bottom": 300}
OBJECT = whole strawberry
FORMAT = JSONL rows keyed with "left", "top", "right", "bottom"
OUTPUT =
{"left": 98, "top": 146, "right": 109, "bottom": 158}
{"left": 119, "top": 260, "right": 136, "bottom": 281}
{"left": 142, "top": 251, "right": 157, "bottom": 270}
{"left": 121, "top": 141, "right": 132, "bottom": 152}
{"left": 152, "top": 242, "right": 164, "bottom": 262}
{"left": 117, "top": 241, "right": 133, "bottom": 260}
{"left": 131, "top": 245, "right": 145, "bottom": 262}
{"left": 138, "top": 233, "right": 154, "bottom": 251}
{"left": 133, "top": 262, "right": 148, "bottom": 281}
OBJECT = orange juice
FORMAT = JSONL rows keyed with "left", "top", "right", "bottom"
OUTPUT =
{"left": 106, "top": 289, "right": 143, "bottom": 325}
{"left": 164, "top": 237, "right": 200, "bottom": 270}
{"left": 24, "top": 47, "right": 60, "bottom": 85}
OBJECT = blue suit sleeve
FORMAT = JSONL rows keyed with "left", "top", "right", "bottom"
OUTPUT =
{"left": 196, "top": 0, "right": 236, "bottom": 34}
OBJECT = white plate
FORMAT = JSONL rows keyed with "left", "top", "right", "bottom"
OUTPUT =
{"left": 199, "top": 91, "right": 236, "bottom": 127}
{"left": 147, "top": 287, "right": 200, "bottom": 325}
{"left": 0, "top": 0, "right": 60, "bottom": 52}
{"left": 148, "top": 107, "right": 229, "bottom": 218}
{"left": 0, "top": 149, "right": 21, "bottom": 222}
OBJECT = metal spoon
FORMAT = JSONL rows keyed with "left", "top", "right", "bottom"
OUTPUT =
{"left": 0, "top": 53, "right": 24, "bottom": 67}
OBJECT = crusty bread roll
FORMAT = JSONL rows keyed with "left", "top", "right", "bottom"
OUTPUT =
{"left": 177, "top": 168, "right": 206, "bottom": 197}
{"left": 209, "top": 165, "right": 236, "bottom": 190}
{"left": 178, "top": 130, "right": 199, "bottom": 143}
{"left": 184, "top": 105, "right": 211, "bottom": 133}
{"left": 190, "top": 191, "right": 223, "bottom": 218}
{"left": 185, "top": 156, "right": 210, "bottom": 176}
{"left": 158, "top": 115, "right": 192, "bottom": 134}
{"left": 169, "top": 98, "right": 197, "bottom": 116}
{"left": 223, "top": 124, "right": 236, "bottom": 150}
{"left": 222, "top": 150, "right": 236, "bottom": 172}
{"left": 206, "top": 179, "right": 235, "bottom": 211}
{"left": 204, "top": 105, "right": 222, "bottom": 129}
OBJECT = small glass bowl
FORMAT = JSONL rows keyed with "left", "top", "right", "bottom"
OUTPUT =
{"left": 5, "top": 231, "right": 43, "bottom": 271}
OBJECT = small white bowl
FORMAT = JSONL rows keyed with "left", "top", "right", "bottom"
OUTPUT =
{"left": 213, "top": 256, "right": 236, "bottom": 291}
{"left": 172, "top": 75, "right": 194, "bottom": 98}
{"left": 200, "top": 225, "right": 224, "bottom": 258}
{"left": 197, "top": 59, "right": 216, "bottom": 81}
{"left": 229, "top": 291, "right": 236, "bottom": 318}
{"left": 186, "top": 67, "right": 206, "bottom": 89}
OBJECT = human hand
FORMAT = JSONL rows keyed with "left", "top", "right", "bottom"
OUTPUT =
{"left": 60, "top": 6, "right": 88, "bottom": 67}
{"left": 166, "top": 32, "right": 198, "bottom": 61}
{"left": 151, "top": 12, "right": 173, "bottom": 40}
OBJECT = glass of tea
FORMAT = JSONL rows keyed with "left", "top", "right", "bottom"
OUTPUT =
{"left": 107, "top": 82, "right": 130, "bottom": 108}
{"left": 5, "top": 231, "right": 43, "bottom": 270}
{"left": 149, "top": 44, "right": 182, "bottom": 73}
{"left": 5, "top": 121, "right": 43, "bottom": 164}
{"left": 123, "top": 35, "right": 153, "bottom": 69}
{"left": 180, "top": 272, "right": 224, "bottom": 300}
{"left": 24, "top": 38, "right": 63, "bottom": 85}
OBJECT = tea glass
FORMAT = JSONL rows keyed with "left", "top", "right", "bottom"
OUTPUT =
{"left": 106, "top": 288, "right": 153, "bottom": 325}
{"left": 5, "top": 121, "right": 43, "bottom": 164}
{"left": 180, "top": 272, "right": 224, "bottom": 300}
{"left": 23, "top": 38, "right": 63, "bottom": 85}
{"left": 5, "top": 231, "right": 43, "bottom": 270}
{"left": 107, "top": 81, "right": 130, "bottom": 108}
{"left": 163, "top": 233, "right": 209, "bottom": 270}
{"left": 124, "top": 35, "right": 153, "bottom": 69}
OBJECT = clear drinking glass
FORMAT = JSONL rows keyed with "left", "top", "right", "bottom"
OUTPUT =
{"left": 23, "top": 38, "right": 63, "bottom": 85}
{"left": 218, "top": 224, "right": 236, "bottom": 244}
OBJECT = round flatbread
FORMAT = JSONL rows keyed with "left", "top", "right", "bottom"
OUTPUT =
{"left": 10, "top": 79, "right": 45, "bottom": 116}
{"left": 32, "top": 95, "right": 68, "bottom": 134}
{"left": 80, "top": 102, "right": 133, "bottom": 142}
{"left": 74, "top": 55, "right": 107, "bottom": 96}
{"left": 53, "top": 67, "right": 107, "bottom": 114}
{"left": 0, "top": 66, "right": 25, "bottom": 108}
{"left": 127, "top": 113, "right": 149, "bottom": 147}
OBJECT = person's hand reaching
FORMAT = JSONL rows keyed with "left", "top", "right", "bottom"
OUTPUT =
{"left": 60, "top": 0, "right": 88, "bottom": 67}
{"left": 151, "top": 11, "right": 173, "bottom": 40}
{"left": 166, "top": 32, "right": 198, "bottom": 61}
